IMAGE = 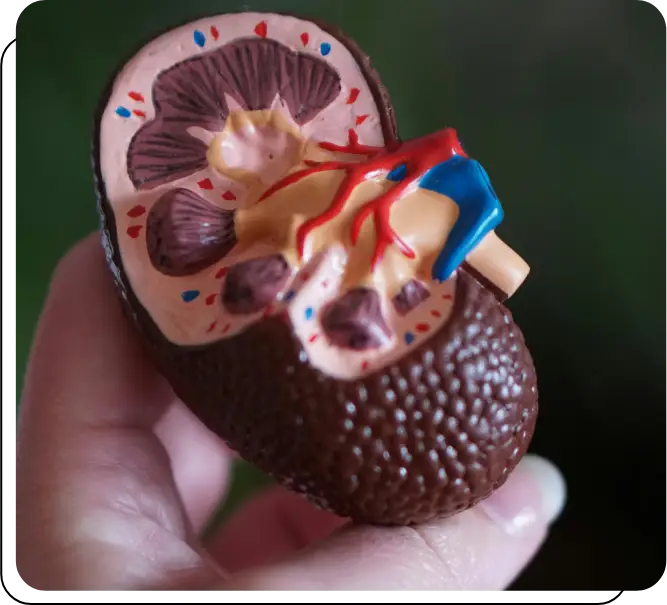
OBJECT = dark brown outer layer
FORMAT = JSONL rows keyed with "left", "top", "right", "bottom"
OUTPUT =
{"left": 92, "top": 12, "right": 538, "bottom": 525}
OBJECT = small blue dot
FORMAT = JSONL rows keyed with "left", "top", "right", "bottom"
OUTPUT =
{"left": 405, "top": 332, "right": 415, "bottom": 345}
{"left": 181, "top": 290, "right": 200, "bottom": 303}
{"left": 304, "top": 306, "right": 314, "bottom": 320}
{"left": 115, "top": 106, "right": 131, "bottom": 118}
{"left": 194, "top": 30, "right": 206, "bottom": 47}
{"left": 283, "top": 289, "right": 296, "bottom": 302}
{"left": 320, "top": 42, "right": 331, "bottom": 56}
{"left": 387, "top": 163, "right": 407, "bottom": 182}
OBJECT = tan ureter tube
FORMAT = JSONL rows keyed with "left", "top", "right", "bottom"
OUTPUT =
{"left": 465, "top": 231, "right": 530, "bottom": 299}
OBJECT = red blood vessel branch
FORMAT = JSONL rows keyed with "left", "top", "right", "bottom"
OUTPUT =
{"left": 258, "top": 127, "right": 467, "bottom": 270}
{"left": 318, "top": 128, "right": 388, "bottom": 156}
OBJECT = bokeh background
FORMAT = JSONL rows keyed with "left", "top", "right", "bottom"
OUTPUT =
{"left": 16, "top": 0, "right": 665, "bottom": 591}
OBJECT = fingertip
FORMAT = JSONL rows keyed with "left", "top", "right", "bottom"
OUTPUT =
{"left": 517, "top": 454, "right": 567, "bottom": 525}
{"left": 477, "top": 453, "right": 566, "bottom": 536}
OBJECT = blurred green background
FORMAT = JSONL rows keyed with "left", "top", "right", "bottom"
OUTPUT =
{"left": 16, "top": 0, "right": 665, "bottom": 590}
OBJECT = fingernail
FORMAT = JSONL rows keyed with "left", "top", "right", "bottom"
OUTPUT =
{"left": 479, "top": 454, "right": 567, "bottom": 535}
{"left": 518, "top": 454, "right": 567, "bottom": 524}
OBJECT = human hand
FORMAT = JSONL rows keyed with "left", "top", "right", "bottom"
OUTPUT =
{"left": 16, "top": 235, "right": 566, "bottom": 590}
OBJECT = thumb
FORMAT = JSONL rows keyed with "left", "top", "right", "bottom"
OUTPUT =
{"left": 220, "top": 454, "right": 566, "bottom": 590}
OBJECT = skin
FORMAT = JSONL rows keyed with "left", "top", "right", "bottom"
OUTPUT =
{"left": 16, "top": 234, "right": 565, "bottom": 591}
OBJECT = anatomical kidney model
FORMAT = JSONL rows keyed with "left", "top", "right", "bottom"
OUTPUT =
{"left": 93, "top": 12, "right": 538, "bottom": 525}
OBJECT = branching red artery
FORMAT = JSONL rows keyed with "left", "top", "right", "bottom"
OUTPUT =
{"left": 258, "top": 127, "right": 467, "bottom": 270}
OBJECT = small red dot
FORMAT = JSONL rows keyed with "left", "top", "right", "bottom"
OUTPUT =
{"left": 206, "top": 321, "right": 217, "bottom": 333}
{"left": 346, "top": 88, "right": 360, "bottom": 104}
{"left": 301, "top": 272, "right": 310, "bottom": 281}
{"left": 198, "top": 178, "right": 214, "bottom": 190}
{"left": 355, "top": 114, "right": 369, "bottom": 125}
{"left": 416, "top": 323, "right": 430, "bottom": 333}
{"left": 361, "top": 360, "right": 369, "bottom": 371}
{"left": 308, "top": 334, "right": 319, "bottom": 343}
{"left": 126, "top": 225, "right": 142, "bottom": 238}
{"left": 300, "top": 32, "right": 309, "bottom": 46}
{"left": 254, "top": 20, "right": 268, "bottom": 38}
{"left": 442, "top": 294, "right": 453, "bottom": 300}
{"left": 133, "top": 109, "right": 146, "bottom": 118}
{"left": 126, "top": 205, "right": 146, "bottom": 218}
{"left": 263, "top": 305, "right": 274, "bottom": 317}
{"left": 431, "top": 309, "right": 442, "bottom": 318}
{"left": 128, "top": 91, "right": 144, "bottom": 103}
{"left": 222, "top": 190, "right": 237, "bottom": 201}
{"left": 222, "top": 323, "right": 231, "bottom": 334}
{"left": 215, "top": 267, "right": 228, "bottom": 278}
{"left": 211, "top": 26, "right": 219, "bottom": 40}
{"left": 321, "top": 280, "right": 328, "bottom": 288}
{"left": 205, "top": 294, "right": 216, "bottom": 306}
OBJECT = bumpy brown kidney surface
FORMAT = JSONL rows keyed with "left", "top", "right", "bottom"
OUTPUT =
{"left": 93, "top": 12, "right": 538, "bottom": 525}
